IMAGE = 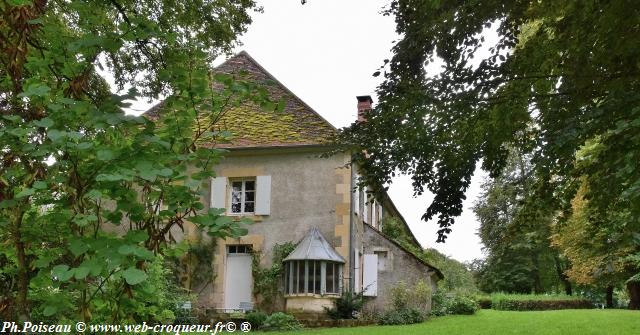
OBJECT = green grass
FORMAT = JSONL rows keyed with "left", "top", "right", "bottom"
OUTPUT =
{"left": 262, "top": 309, "right": 640, "bottom": 335}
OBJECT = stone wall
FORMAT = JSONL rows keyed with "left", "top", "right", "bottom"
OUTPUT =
{"left": 197, "top": 148, "right": 352, "bottom": 310}
{"left": 362, "top": 224, "right": 437, "bottom": 313}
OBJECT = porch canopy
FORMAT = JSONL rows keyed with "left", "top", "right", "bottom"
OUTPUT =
{"left": 283, "top": 227, "right": 345, "bottom": 295}
{"left": 284, "top": 227, "right": 346, "bottom": 263}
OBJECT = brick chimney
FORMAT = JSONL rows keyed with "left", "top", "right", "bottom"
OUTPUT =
{"left": 356, "top": 95, "right": 373, "bottom": 122}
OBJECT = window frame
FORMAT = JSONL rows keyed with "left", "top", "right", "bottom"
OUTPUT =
{"left": 228, "top": 178, "right": 256, "bottom": 215}
{"left": 284, "top": 260, "right": 342, "bottom": 296}
{"left": 227, "top": 244, "right": 253, "bottom": 254}
{"left": 374, "top": 250, "right": 388, "bottom": 271}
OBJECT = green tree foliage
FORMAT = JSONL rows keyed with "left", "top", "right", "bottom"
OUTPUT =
{"left": 0, "top": 0, "right": 264, "bottom": 322}
{"left": 382, "top": 217, "right": 476, "bottom": 293}
{"left": 422, "top": 248, "right": 476, "bottom": 294}
{"left": 337, "top": 0, "right": 640, "bottom": 307}
{"left": 472, "top": 150, "right": 570, "bottom": 294}
{"left": 551, "top": 182, "right": 631, "bottom": 305}
{"left": 338, "top": 0, "right": 640, "bottom": 242}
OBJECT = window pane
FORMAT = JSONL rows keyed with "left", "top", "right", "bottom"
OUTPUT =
{"left": 307, "top": 261, "right": 313, "bottom": 294}
{"left": 244, "top": 202, "right": 255, "bottom": 213}
{"left": 333, "top": 264, "right": 343, "bottom": 294}
{"left": 228, "top": 245, "right": 236, "bottom": 254}
{"left": 245, "top": 181, "right": 255, "bottom": 191}
{"left": 336, "top": 264, "right": 340, "bottom": 293}
{"left": 232, "top": 188, "right": 242, "bottom": 204}
{"left": 284, "top": 263, "right": 288, "bottom": 293}
{"left": 231, "top": 202, "right": 241, "bottom": 213}
{"left": 293, "top": 261, "right": 298, "bottom": 293}
{"left": 298, "top": 261, "right": 305, "bottom": 293}
{"left": 292, "top": 262, "right": 298, "bottom": 294}
{"left": 326, "top": 263, "right": 334, "bottom": 293}
{"left": 232, "top": 182, "right": 242, "bottom": 191}
{"left": 245, "top": 191, "right": 255, "bottom": 202}
{"left": 313, "top": 261, "right": 322, "bottom": 294}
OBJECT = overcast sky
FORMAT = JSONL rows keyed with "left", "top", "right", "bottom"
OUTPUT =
{"left": 127, "top": 0, "right": 487, "bottom": 263}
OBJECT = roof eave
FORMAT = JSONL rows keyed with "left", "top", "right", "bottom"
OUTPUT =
{"left": 366, "top": 224, "right": 444, "bottom": 280}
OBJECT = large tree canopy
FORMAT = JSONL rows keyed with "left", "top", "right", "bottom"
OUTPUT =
{"left": 339, "top": 0, "right": 640, "bottom": 244}
{"left": 0, "top": 0, "right": 262, "bottom": 322}
{"left": 473, "top": 149, "right": 571, "bottom": 294}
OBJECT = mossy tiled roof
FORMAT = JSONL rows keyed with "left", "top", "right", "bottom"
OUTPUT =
{"left": 146, "top": 51, "right": 336, "bottom": 149}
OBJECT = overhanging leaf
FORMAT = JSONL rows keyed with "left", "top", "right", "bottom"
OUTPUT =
{"left": 122, "top": 267, "right": 147, "bottom": 285}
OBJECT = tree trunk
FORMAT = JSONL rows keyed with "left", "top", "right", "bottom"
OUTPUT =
{"left": 531, "top": 254, "right": 543, "bottom": 294}
{"left": 605, "top": 285, "right": 614, "bottom": 308}
{"left": 563, "top": 279, "right": 572, "bottom": 296}
{"left": 554, "top": 255, "right": 572, "bottom": 295}
{"left": 628, "top": 281, "right": 640, "bottom": 310}
{"left": 13, "top": 210, "right": 29, "bottom": 321}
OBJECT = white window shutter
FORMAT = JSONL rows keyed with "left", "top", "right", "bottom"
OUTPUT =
{"left": 210, "top": 177, "right": 227, "bottom": 209}
{"left": 353, "top": 190, "right": 359, "bottom": 216}
{"left": 371, "top": 202, "right": 377, "bottom": 228}
{"left": 363, "top": 254, "right": 378, "bottom": 296}
{"left": 354, "top": 250, "right": 361, "bottom": 292}
{"left": 362, "top": 189, "right": 368, "bottom": 224}
{"left": 353, "top": 174, "right": 361, "bottom": 216}
{"left": 255, "top": 175, "right": 271, "bottom": 215}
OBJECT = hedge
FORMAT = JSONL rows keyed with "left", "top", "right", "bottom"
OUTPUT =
{"left": 477, "top": 298, "right": 492, "bottom": 309}
{"left": 492, "top": 298, "right": 593, "bottom": 311}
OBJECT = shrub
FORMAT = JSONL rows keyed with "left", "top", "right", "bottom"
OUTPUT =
{"left": 431, "top": 291, "right": 479, "bottom": 316}
{"left": 477, "top": 297, "right": 492, "bottom": 309}
{"left": 489, "top": 293, "right": 592, "bottom": 311}
{"left": 491, "top": 293, "right": 579, "bottom": 302}
{"left": 377, "top": 310, "right": 404, "bottom": 325}
{"left": 390, "top": 281, "right": 410, "bottom": 310}
{"left": 401, "top": 308, "right": 425, "bottom": 324}
{"left": 377, "top": 281, "right": 430, "bottom": 325}
{"left": 413, "top": 280, "right": 433, "bottom": 309}
{"left": 245, "top": 311, "right": 268, "bottom": 328}
{"left": 378, "top": 308, "right": 425, "bottom": 325}
{"left": 447, "top": 295, "right": 479, "bottom": 315}
{"left": 389, "top": 280, "right": 433, "bottom": 310}
{"left": 493, "top": 297, "right": 592, "bottom": 311}
{"left": 325, "top": 290, "right": 365, "bottom": 319}
{"left": 430, "top": 292, "right": 449, "bottom": 317}
{"left": 260, "top": 312, "right": 302, "bottom": 331}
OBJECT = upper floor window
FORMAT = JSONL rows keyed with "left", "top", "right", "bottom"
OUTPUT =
{"left": 210, "top": 175, "right": 271, "bottom": 216}
{"left": 230, "top": 179, "right": 255, "bottom": 214}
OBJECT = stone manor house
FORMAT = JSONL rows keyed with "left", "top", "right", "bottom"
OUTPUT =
{"left": 147, "top": 51, "right": 442, "bottom": 314}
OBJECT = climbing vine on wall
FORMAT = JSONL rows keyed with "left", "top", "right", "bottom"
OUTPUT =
{"left": 166, "top": 238, "right": 217, "bottom": 294}
{"left": 251, "top": 242, "right": 296, "bottom": 312}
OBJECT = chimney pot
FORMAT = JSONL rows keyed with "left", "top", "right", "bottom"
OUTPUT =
{"left": 356, "top": 95, "right": 373, "bottom": 122}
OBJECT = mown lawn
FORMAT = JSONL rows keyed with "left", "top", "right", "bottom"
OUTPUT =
{"left": 265, "top": 309, "right": 640, "bottom": 335}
